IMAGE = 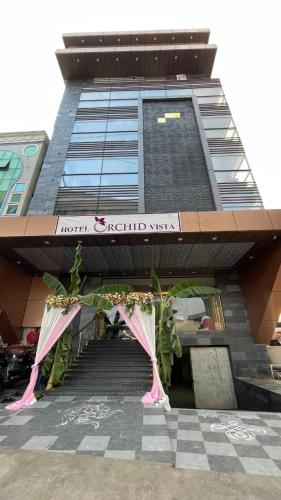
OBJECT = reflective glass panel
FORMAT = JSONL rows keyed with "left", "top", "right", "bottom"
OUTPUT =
{"left": 106, "top": 119, "right": 138, "bottom": 132}
{"left": 102, "top": 158, "right": 138, "bottom": 173}
{"left": 109, "top": 100, "right": 138, "bottom": 107}
{"left": 73, "top": 121, "right": 107, "bottom": 133}
{"left": 197, "top": 96, "right": 226, "bottom": 104}
{"left": 80, "top": 92, "right": 110, "bottom": 100}
{"left": 78, "top": 101, "right": 110, "bottom": 108}
{"left": 166, "top": 89, "right": 192, "bottom": 96}
{"left": 140, "top": 89, "right": 166, "bottom": 97}
{"left": 10, "top": 193, "right": 22, "bottom": 202}
{"left": 64, "top": 159, "right": 102, "bottom": 174}
{"left": 215, "top": 170, "right": 254, "bottom": 183}
{"left": 14, "top": 183, "right": 26, "bottom": 192}
{"left": 205, "top": 129, "right": 238, "bottom": 139}
{"left": 110, "top": 90, "right": 139, "bottom": 99}
{"left": 100, "top": 174, "right": 138, "bottom": 186}
{"left": 193, "top": 87, "right": 224, "bottom": 96}
{"left": 212, "top": 156, "right": 249, "bottom": 171}
{"left": 105, "top": 132, "right": 138, "bottom": 141}
{"left": 61, "top": 175, "right": 100, "bottom": 187}
{"left": 70, "top": 133, "right": 106, "bottom": 142}
{"left": 202, "top": 117, "right": 235, "bottom": 129}
{"left": 5, "top": 205, "right": 18, "bottom": 215}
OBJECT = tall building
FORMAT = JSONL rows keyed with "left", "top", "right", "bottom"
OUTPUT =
{"left": 29, "top": 29, "right": 262, "bottom": 216}
{"left": 0, "top": 30, "right": 280, "bottom": 408}
{"left": 0, "top": 131, "right": 48, "bottom": 217}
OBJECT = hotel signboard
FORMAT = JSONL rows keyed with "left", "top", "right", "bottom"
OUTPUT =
{"left": 56, "top": 213, "right": 180, "bottom": 235}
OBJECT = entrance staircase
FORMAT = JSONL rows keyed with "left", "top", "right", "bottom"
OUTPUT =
{"left": 46, "top": 340, "right": 152, "bottom": 397}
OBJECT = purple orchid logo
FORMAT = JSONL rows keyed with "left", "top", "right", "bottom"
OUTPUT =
{"left": 95, "top": 216, "right": 106, "bottom": 226}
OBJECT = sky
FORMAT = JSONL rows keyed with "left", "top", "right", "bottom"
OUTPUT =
{"left": 0, "top": 0, "right": 280, "bottom": 209}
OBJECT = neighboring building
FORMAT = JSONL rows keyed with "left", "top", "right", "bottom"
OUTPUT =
{"left": 0, "top": 30, "right": 280, "bottom": 409}
{"left": 0, "top": 131, "right": 49, "bottom": 216}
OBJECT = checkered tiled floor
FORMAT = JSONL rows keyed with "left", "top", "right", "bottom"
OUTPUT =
{"left": 1, "top": 396, "right": 281, "bottom": 475}
{"left": 165, "top": 408, "right": 281, "bottom": 476}
{"left": 0, "top": 396, "right": 172, "bottom": 464}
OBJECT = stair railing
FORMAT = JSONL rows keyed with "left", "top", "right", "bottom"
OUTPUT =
{"left": 72, "top": 316, "right": 96, "bottom": 359}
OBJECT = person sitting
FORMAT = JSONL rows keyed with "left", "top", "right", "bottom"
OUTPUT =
{"left": 199, "top": 314, "right": 215, "bottom": 331}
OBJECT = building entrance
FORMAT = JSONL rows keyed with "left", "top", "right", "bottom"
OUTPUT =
{"left": 169, "top": 350, "right": 195, "bottom": 408}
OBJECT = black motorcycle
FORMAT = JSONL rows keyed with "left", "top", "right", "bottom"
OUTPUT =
{"left": 0, "top": 349, "right": 34, "bottom": 391}
{"left": 0, "top": 351, "right": 8, "bottom": 392}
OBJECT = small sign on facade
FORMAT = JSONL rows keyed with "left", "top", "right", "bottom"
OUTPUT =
{"left": 56, "top": 213, "right": 180, "bottom": 235}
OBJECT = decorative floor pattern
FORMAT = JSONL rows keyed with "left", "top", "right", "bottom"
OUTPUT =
{"left": 165, "top": 408, "right": 281, "bottom": 476}
{"left": 0, "top": 396, "right": 172, "bottom": 464}
{"left": 1, "top": 396, "right": 281, "bottom": 475}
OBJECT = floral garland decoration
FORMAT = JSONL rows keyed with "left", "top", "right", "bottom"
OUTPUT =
{"left": 45, "top": 292, "right": 154, "bottom": 316}
{"left": 103, "top": 292, "right": 154, "bottom": 316}
{"left": 46, "top": 294, "right": 80, "bottom": 314}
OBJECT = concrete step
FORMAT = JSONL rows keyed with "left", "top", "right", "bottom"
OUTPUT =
{"left": 67, "top": 366, "right": 151, "bottom": 373}
{"left": 46, "top": 389, "right": 145, "bottom": 396}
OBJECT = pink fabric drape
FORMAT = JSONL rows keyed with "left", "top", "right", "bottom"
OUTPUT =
{"left": 6, "top": 304, "right": 81, "bottom": 411}
{"left": 117, "top": 304, "right": 166, "bottom": 405}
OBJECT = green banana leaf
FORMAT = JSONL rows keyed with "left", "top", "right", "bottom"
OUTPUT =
{"left": 92, "top": 284, "right": 134, "bottom": 295}
{"left": 69, "top": 243, "right": 82, "bottom": 295}
{"left": 48, "top": 329, "right": 73, "bottom": 387}
{"left": 78, "top": 293, "right": 113, "bottom": 310}
{"left": 168, "top": 280, "right": 197, "bottom": 296}
{"left": 150, "top": 268, "right": 161, "bottom": 293}
{"left": 171, "top": 285, "right": 220, "bottom": 298}
{"left": 43, "top": 272, "right": 67, "bottom": 296}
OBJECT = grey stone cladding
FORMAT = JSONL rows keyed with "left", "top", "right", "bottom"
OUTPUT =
{"left": 143, "top": 99, "right": 215, "bottom": 212}
{"left": 28, "top": 81, "right": 82, "bottom": 215}
{"left": 180, "top": 272, "right": 271, "bottom": 379}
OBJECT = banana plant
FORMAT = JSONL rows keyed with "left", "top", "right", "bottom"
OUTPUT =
{"left": 42, "top": 243, "right": 133, "bottom": 389}
{"left": 150, "top": 269, "right": 220, "bottom": 391}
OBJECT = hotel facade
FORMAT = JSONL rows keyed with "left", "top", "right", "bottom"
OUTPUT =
{"left": 0, "top": 30, "right": 280, "bottom": 408}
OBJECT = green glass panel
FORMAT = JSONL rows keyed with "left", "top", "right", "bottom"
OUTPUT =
{"left": 10, "top": 193, "right": 22, "bottom": 202}
{"left": 0, "top": 150, "right": 23, "bottom": 213}
{"left": 23, "top": 144, "right": 38, "bottom": 156}
{"left": 5, "top": 205, "right": 18, "bottom": 215}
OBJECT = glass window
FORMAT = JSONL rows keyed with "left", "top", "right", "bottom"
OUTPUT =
{"left": 64, "top": 159, "right": 102, "bottom": 175}
{"left": 106, "top": 119, "right": 138, "bottom": 132}
{"left": 22, "top": 144, "right": 38, "bottom": 156}
{"left": 215, "top": 170, "right": 254, "bottom": 183}
{"left": 102, "top": 158, "right": 138, "bottom": 173}
{"left": 202, "top": 117, "right": 235, "bottom": 129}
{"left": 166, "top": 89, "right": 192, "bottom": 97}
{"left": 61, "top": 175, "right": 101, "bottom": 187}
{"left": 80, "top": 92, "right": 110, "bottom": 100}
{"left": 205, "top": 129, "right": 238, "bottom": 139}
{"left": 78, "top": 101, "right": 110, "bottom": 109}
{"left": 5, "top": 205, "right": 18, "bottom": 215}
{"left": 14, "top": 182, "right": 26, "bottom": 192}
{"left": 10, "top": 193, "right": 22, "bottom": 202}
{"left": 211, "top": 156, "right": 249, "bottom": 171}
{"left": 70, "top": 133, "right": 106, "bottom": 142}
{"left": 73, "top": 121, "right": 107, "bottom": 133}
{"left": 0, "top": 151, "right": 23, "bottom": 212}
{"left": 197, "top": 96, "right": 226, "bottom": 104}
{"left": 140, "top": 89, "right": 166, "bottom": 97}
{"left": 110, "top": 90, "right": 139, "bottom": 99}
{"left": 105, "top": 132, "right": 138, "bottom": 141}
{"left": 193, "top": 87, "right": 224, "bottom": 96}
{"left": 100, "top": 174, "right": 138, "bottom": 186}
{"left": 109, "top": 100, "right": 138, "bottom": 107}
